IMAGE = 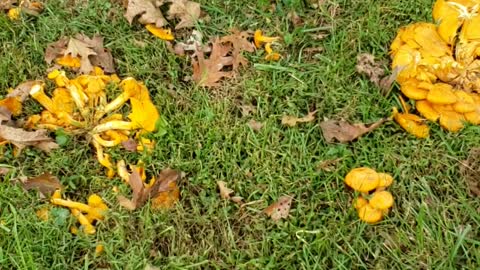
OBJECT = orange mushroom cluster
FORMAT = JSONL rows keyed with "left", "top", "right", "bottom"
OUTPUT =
{"left": 254, "top": 30, "right": 281, "bottom": 61}
{"left": 50, "top": 190, "right": 108, "bottom": 235}
{"left": 390, "top": 0, "right": 480, "bottom": 136}
{"left": 345, "top": 167, "right": 395, "bottom": 224}
{"left": 25, "top": 67, "right": 159, "bottom": 178}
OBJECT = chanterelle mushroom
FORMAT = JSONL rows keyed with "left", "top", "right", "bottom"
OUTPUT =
{"left": 344, "top": 167, "right": 380, "bottom": 193}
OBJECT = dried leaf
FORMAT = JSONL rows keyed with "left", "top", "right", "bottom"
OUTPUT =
{"left": 192, "top": 39, "right": 234, "bottom": 87}
{"left": 0, "top": 107, "right": 12, "bottom": 122}
{"left": 281, "top": 111, "right": 316, "bottom": 127}
{"left": 121, "top": 139, "right": 138, "bottom": 152}
{"left": 217, "top": 181, "right": 233, "bottom": 199}
{"left": 460, "top": 148, "right": 480, "bottom": 197}
{"left": 263, "top": 195, "right": 293, "bottom": 221}
{"left": 0, "top": 125, "right": 58, "bottom": 153}
{"left": 125, "top": 0, "right": 167, "bottom": 27}
{"left": 0, "top": 0, "right": 17, "bottom": 10}
{"left": 220, "top": 29, "right": 255, "bottom": 70}
{"left": 356, "top": 53, "right": 385, "bottom": 87}
{"left": 319, "top": 118, "right": 388, "bottom": 143}
{"left": 248, "top": 119, "right": 263, "bottom": 131}
{"left": 316, "top": 158, "right": 342, "bottom": 172}
{"left": 21, "top": 173, "right": 62, "bottom": 197}
{"left": 7, "top": 80, "right": 42, "bottom": 102}
{"left": 167, "top": 0, "right": 201, "bottom": 29}
{"left": 171, "top": 30, "right": 210, "bottom": 56}
{"left": 20, "top": 0, "right": 43, "bottom": 16}
{"left": 287, "top": 11, "right": 303, "bottom": 27}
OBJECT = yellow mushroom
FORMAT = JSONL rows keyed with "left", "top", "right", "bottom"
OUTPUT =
{"left": 254, "top": 30, "right": 280, "bottom": 48}
{"left": 369, "top": 191, "right": 394, "bottom": 210}
{"left": 30, "top": 84, "right": 56, "bottom": 113}
{"left": 100, "top": 78, "right": 142, "bottom": 118}
{"left": 264, "top": 43, "right": 281, "bottom": 61}
{"left": 357, "top": 204, "right": 383, "bottom": 224}
{"left": 376, "top": 173, "right": 394, "bottom": 191}
{"left": 344, "top": 167, "right": 380, "bottom": 193}
{"left": 427, "top": 83, "right": 457, "bottom": 105}
{"left": 145, "top": 25, "right": 174, "bottom": 41}
{"left": 416, "top": 100, "right": 440, "bottom": 121}
{"left": 7, "top": 8, "right": 21, "bottom": 20}
{"left": 354, "top": 196, "right": 368, "bottom": 209}
{"left": 117, "top": 160, "right": 130, "bottom": 183}
{"left": 91, "top": 139, "right": 115, "bottom": 178}
{"left": 71, "top": 209, "right": 96, "bottom": 235}
{"left": 56, "top": 55, "right": 81, "bottom": 68}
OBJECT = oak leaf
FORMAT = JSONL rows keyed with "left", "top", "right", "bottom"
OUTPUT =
{"left": 263, "top": 195, "right": 293, "bottom": 221}
{"left": 7, "top": 80, "right": 43, "bottom": 102}
{"left": 21, "top": 173, "right": 63, "bottom": 197}
{"left": 167, "top": 0, "right": 201, "bottom": 29}
{"left": 124, "top": 0, "right": 167, "bottom": 27}
{"left": 319, "top": 118, "right": 389, "bottom": 143}
{"left": 0, "top": 125, "right": 58, "bottom": 153}
{"left": 281, "top": 111, "right": 316, "bottom": 127}
{"left": 192, "top": 39, "right": 234, "bottom": 87}
{"left": 220, "top": 29, "right": 255, "bottom": 70}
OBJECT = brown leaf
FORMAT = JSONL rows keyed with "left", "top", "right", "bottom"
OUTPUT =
{"left": 121, "top": 139, "right": 138, "bottom": 152}
{"left": 192, "top": 39, "right": 234, "bottom": 87}
{"left": 319, "top": 118, "right": 389, "bottom": 143}
{"left": 281, "top": 111, "right": 316, "bottom": 127}
{"left": 248, "top": 119, "right": 263, "bottom": 131}
{"left": 125, "top": 0, "right": 167, "bottom": 27}
{"left": 355, "top": 53, "right": 385, "bottom": 87}
{"left": 287, "top": 11, "right": 303, "bottom": 27}
{"left": 45, "top": 37, "right": 69, "bottom": 64}
{"left": 0, "top": 125, "right": 58, "bottom": 153}
{"left": 7, "top": 80, "right": 42, "bottom": 102}
{"left": 220, "top": 29, "right": 255, "bottom": 70}
{"left": 378, "top": 66, "right": 403, "bottom": 96}
{"left": 0, "top": 107, "right": 12, "bottom": 122}
{"left": 167, "top": 0, "right": 201, "bottom": 29}
{"left": 460, "top": 148, "right": 480, "bottom": 197}
{"left": 217, "top": 181, "right": 233, "bottom": 199}
{"left": 0, "top": 0, "right": 17, "bottom": 10}
{"left": 171, "top": 30, "right": 209, "bottom": 56}
{"left": 316, "top": 158, "right": 342, "bottom": 172}
{"left": 64, "top": 35, "right": 97, "bottom": 74}
{"left": 263, "top": 195, "right": 293, "bottom": 221}
{"left": 21, "top": 173, "right": 63, "bottom": 197}
{"left": 20, "top": 0, "right": 43, "bottom": 16}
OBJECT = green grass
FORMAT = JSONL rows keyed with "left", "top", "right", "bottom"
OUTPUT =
{"left": 1, "top": 0, "right": 480, "bottom": 269}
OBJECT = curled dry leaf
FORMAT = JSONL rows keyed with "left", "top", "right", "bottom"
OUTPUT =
{"left": 0, "top": 125, "right": 58, "bottom": 153}
{"left": 460, "top": 148, "right": 480, "bottom": 197}
{"left": 281, "top": 111, "right": 316, "bottom": 127}
{"left": 263, "top": 195, "right": 293, "bottom": 221}
{"left": 124, "top": 0, "right": 167, "bottom": 27}
{"left": 319, "top": 118, "right": 389, "bottom": 143}
{"left": 21, "top": 172, "right": 63, "bottom": 197}
{"left": 45, "top": 34, "right": 115, "bottom": 74}
{"left": 167, "top": 0, "right": 201, "bottom": 29}
{"left": 192, "top": 39, "right": 234, "bottom": 87}
{"left": 217, "top": 181, "right": 233, "bottom": 199}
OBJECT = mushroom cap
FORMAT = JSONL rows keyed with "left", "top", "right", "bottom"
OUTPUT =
{"left": 358, "top": 204, "right": 383, "bottom": 224}
{"left": 369, "top": 191, "right": 394, "bottom": 210}
{"left": 354, "top": 196, "right": 368, "bottom": 209}
{"left": 344, "top": 167, "right": 380, "bottom": 193}
{"left": 377, "top": 173, "right": 394, "bottom": 189}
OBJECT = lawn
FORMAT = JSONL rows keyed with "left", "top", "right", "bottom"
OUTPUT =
{"left": 1, "top": 0, "right": 480, "bottom": 269}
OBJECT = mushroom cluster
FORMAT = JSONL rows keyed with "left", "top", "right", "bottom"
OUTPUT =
{"left": 390, "top": 0, "right": 480, "bottom": 136}
{"left": 345, "top": 167, "right": 395, "bottom": 224}
{"left": 254, "top": 30, "right": 281, "bottom": 61}
{"left": 25, "top": 67, "right": 159, "bottom": 178}
{"left": 51, "top": 190, "right": 108, "bottom": 235}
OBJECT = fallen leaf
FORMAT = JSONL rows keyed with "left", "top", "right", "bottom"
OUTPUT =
{"left": 0, "top": 0, "right": 16, "bottom": 10}
{"left": 316, "top": 158, "right": 342, "bottom": 172}
{"left": 7, "top": 80, "right": 42, "bottom": 102}
{"left": 20, "top": 0, "right": 43, "bottom": 16}
{"left": 460, "top": 148, "right": 480, "bottom": 197}
{"left": 45, "top": 34, "right": 115, "bottom": 74}
{"left": 355, "top": 53, "right": 386, "bottom": 87}
{"left": 0, "top": 125, "right": 58, "bottom": 153}
{"left": 319, "top": 118, "right": 389, "bottom": 143}
{"left": 217, "top": 181, "right": 233, "bottom": 199}
{"left": 287, "top": 11, "right": 303, "bottom": 27}
{"left": 167, "top": 0, "right": 201, "bottom": 29}
{"left": 171, "top": 30, "right": 210, "bottom": 56}
{"left": 124, "top": 0, "right": 167, "bottom": 27}
{"left": 0, "top": 107, "right": 12, "bottom": 122}
{"left": 21, "top": 173, "right": 63, "bottom": 197}
{"left": 378, "top": 66, "right": 403, "bottom": 96}
{"left": 192, "top": 39, "right": 234, "bottom": 87}
{"left": 220, "top": 29, "right": 255, "bottom": 70}
{"left": 121, "top": 139, "right": 138, "bottom": 152}
{"left": 263, "top": 195, "right": 293, "bottom": 221}
{"left": 118, "top": 168, "right": 181, "bottom": 210}
{"left": 248, "top": 119, "right": 263, "bottom": 131}
{"left": 281, "top": 111, "right": 316, "bottom": 127}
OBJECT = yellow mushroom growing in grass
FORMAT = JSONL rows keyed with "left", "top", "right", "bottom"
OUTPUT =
{"left": 254, "top": 30, "right": 282, "bottom": 61}
{"left": 26, "top": 67, "right": 160, "bottom": 178}
{"left": 345, "top": 167, "right": 395, "bottom": 224}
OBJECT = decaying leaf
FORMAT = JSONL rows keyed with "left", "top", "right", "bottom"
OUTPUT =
{"left": 248, "top": 119, "right": 263, "bottom": 131}
{"left": 316, "top": 158, "right": 342, "bottom": 172}
{"left": 171, "top": 30, "right": 209, "bottom": 56}
{"left": 1, "top": 0, "right": 43, "bottom": 15}
{"left": 167, "top": 0, "right": 201, "bottom": 29}
{"left": 281, "top": 111, "right": 316, "bottom": 127}
{"left": 0, "top": 107, "right": 12, "bottom": 122}
{"left": 217, "top": 181, "right": 233, "bottom": 199}
{"left": 124, "top": 0, "right": 167, "bottom": 27}
{"left": 7, "top": 80, "right": 42, "bottom": 102}
{"left": 356, "top": 53, "right": 386, "bottom": 87}
{"left": 192, "top": 39, "right": 234, "bottom": 87}
{"left": 0, "top": 0, "right": 17, "bottom": 10}
{"left": 0, "top": 125, "right": 58, "bottom": 153}
{"left": 287, "top": 11, "right": 303, "bottom": 27}
{"left": 263, "top": 195, "right": 293, "bottom": 221}
{"left": 121, "top": 139, "right": 138, "bottom": 152}
{"left": 460, "top": 148, "right": 480, "bottom": 197}
{"left": 118, "top": 168, "right": 181, "bottom": 210}
{"left": 21, "top": 173, "right": 63, "bottom": 197}
{"left": 319, "top": 118, "right": 389, "bottom": 143}
{"left": 45, "top": 34, "right": 115, "bottom": 74}
{"left": 220, "top": 29, "right": 255, "bottom": 70}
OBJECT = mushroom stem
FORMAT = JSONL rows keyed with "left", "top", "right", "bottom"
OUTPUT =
{"left": 92, "top": 134, "right": 121, "bottom": 147}
{"left": 117, "top": 160, "right": 130, "bottom": 183}
{"left": 51, "top": 198, "right": 92, "bottom": 212}
{"left": 67, "top": 84, "right": 89, "bottom": 118}
{"left": 91, "top": 120, "right": 135, "bottom": 133}
{"left": 30, "top": 84, "right": 56, "bottom": 114}
{"left": 92, "top": 139, "right": 115, "bottom": 178}
{"left": 71, "top": 209, "right": 96, "bottom": 235}
{"left": 254, "top": 30, "right": 280, "bottom": 48}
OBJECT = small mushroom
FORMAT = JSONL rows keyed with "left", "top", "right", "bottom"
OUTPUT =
{"left": 344, "top": 167, "right": 380, "bottom": 193}
{"left": 145, "top": 25, "right": 174, "bottom": 41}
{"left": 71, "top": 209, "right": 96, "bottom": 235}
{"left": 357, "top": 204, "right": 383, "bottom": 224}
{"left": 376, "top": 173, "right": 394, "bottom": 191}
{"left": 369, "top": 191, "right": 394, "bottom": 210}
{"left": 254, "top": 30, "right": 280, "bottom": 48}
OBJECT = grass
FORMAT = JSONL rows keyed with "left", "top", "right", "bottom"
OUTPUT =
{"left": 1, "top": 0, "right": 480, "bottom": 268}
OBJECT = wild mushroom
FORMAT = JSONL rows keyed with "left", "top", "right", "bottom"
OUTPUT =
{"left": 71, "top": 209, "right": 96, "bottom": 235}
{"left": 376, "top": 173, "right": 394, "bottom": 191}
{"left": 344, "top": 167, "right": 380, "bottom": 193}
{"left": 264, "top": 43, "right": 281, "bottom": 61}
{"left": 369, "top": 191, "right": 394, "bottom": 210}
{"left": 145, "top": 25, "right": 174, "bottom": 41}
{"left": 254, "top": 30, "right": 280, "bottom": 48}
{"left": 357, "top": 204, "right": 383, "bottom": 224}
{"left": 393, "top": 96, "right": 429, "bottom": 138}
